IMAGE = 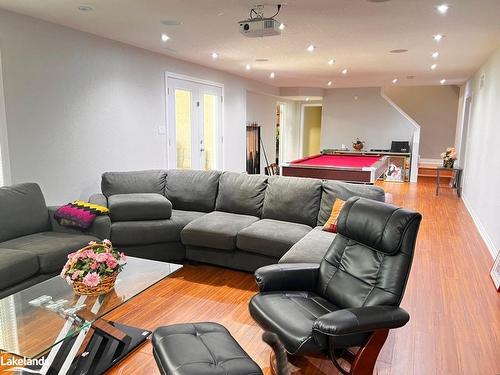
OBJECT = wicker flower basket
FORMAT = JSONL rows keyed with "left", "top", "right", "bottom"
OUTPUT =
{"left": 69, "top": 242, "right": 119, "bottom": 296}
{"left": 72, "top": 271, "right": 118, "bottom": 296}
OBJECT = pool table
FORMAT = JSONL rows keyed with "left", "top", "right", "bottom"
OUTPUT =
{"left": 281, "top": 154, "right": 389, "bottom": 184}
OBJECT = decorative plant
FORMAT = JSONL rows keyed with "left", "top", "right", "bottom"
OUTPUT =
{"left": 440, "top": 147, "right": 457, "bottom": 168}
{"left": 60, "top": 239, "right": 126, "bottom": 287}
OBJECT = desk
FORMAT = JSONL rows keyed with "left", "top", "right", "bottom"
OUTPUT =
{"left": 436, "top": 167, "right": 463, "bottom": 197}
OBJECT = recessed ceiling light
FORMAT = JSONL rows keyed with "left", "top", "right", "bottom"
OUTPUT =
{"left": 432, "top": 51, "right": 439, "bottom": 59}
{"left": 328, "top": 59, "right": 335, "bottom": 65}
{"left": 270, "top": 72, "right": 275, "bottom": 79}
{"left": 211, "top": 52, "right": 219, "bottom": 59}
{"left": 440, "top": 79, "right": 447, "bottom": 84}
{"left": 433, "top": 34, "right": 444, "bottom": 42}
{"left": 306, "top": 97, "right": 310, "bottom": 102}
{"left": 279, "top": 23, "right": 285, "bottom": 30}
{"left": 327, "top": 81, "right": 332, "bottom": 86}
{"left": 245, "top": 64, "right": 251, "bottom": 71}
{"left": 431, "top": 63, "right": 437, "bottom": 70}
{"left": 161, "top": 19, "right": 182, "bottom": 26}
{"left": 437, "top": 4, "right": 449, "bottom": 14}
{"left": 341, "top": 69, "right": 348, "bottom": 75}
{"left": 161, "top": 34, "right": 170, "bottom": 42}
{"left": 392, "top": 78, "right": 398, "bottom": 84}
{"left": 307, "top": 44, "right": 316, "bottom": 52}
{"left": 390, "top": 49, "right": 408, "bottom": 53}
{"left": 77, "top": 5, "right": 93, "bottom": 11}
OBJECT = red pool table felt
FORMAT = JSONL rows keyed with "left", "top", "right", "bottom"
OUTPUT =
{"left": 293, "top": 154, "right": 382, "bottom": 168}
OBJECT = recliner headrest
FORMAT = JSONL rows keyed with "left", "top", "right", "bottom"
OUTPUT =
{"left": 336, "top": 197, "right": 422, "bottom": 255}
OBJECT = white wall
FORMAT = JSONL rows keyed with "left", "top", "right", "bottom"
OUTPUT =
{"left": 245, "top": 91, "right": 277, "bottom": 173}
{"left": 0, "top": 9, "right": 278, "bottom": 204}
{"left": 0, "top": 48, "right": 9, "bottom": 187}
{"left": 459, "top": 46, "right": 500, "bottom": 259}
{"left": 384, "top": 85, "right": 459, "bottom": 159}
{"left": 321, "top": 88, "right": 415, "bottom": 151}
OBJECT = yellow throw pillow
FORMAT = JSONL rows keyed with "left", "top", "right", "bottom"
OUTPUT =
{"left": 323, "top": 198, "right": 346, "bottom": 233}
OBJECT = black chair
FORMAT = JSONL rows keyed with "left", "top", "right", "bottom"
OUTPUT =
{"left": 249, "top": 197, "right": 422, "bottom": 375}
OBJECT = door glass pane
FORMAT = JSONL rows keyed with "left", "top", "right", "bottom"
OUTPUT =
{"left": 203, "top": 94, "right": 217, "bottom": 170}
{"left": 175, "top": 89, "right": 191, "bottom": 169}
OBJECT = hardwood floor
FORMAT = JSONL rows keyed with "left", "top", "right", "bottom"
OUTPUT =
{"left": 103, "top": 180, "right": 500, "bottom": 375}
{"left": 1, "top": 181, "right": 498, "bottom": 374}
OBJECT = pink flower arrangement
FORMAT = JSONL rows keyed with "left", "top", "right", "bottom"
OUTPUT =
{"left": 83, "top": 272, "right": 101, "bottom": 287}
{"left": 60, "top": 240, "right": 126, "bottom": 288}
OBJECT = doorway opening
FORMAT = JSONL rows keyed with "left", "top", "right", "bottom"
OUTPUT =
{"left": 301, "top": 104, "right": 322, "bottom": 157}
{"left": 166, "top": 74, "right": 223, "bottom": 170}
{"left": 459, "top": 96, "right": 472, "bottom": 169}
{"left": 275, "top": 102, "right": 285, "bottom": 166}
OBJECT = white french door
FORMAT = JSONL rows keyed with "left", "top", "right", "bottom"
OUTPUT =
{"left": 167, "top": 76, "right": 223, "bottom": 170}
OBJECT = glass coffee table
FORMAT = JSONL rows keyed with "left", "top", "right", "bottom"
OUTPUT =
{"left": 0, "top": 256, "right": 182, "bottom": 374}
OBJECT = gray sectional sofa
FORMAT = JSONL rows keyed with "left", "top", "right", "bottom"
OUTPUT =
{"left": 0, "top": 183, "right": 111, "bottom": 298}
{"left": 90, "top": 169, "right": 386, "bottom": 272}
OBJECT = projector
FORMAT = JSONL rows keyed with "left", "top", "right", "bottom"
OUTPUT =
{"left": 239, "top": 18, "right": 281, "bottom": 38}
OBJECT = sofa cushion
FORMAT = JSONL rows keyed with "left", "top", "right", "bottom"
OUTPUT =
{"left": 111, "top": 210, "right": 206, "bottom": 245}
{"left": 279, "top": 226, "right": 336, "bottom": 264}
{"left": 262, "top": 176, "right": 322, "bottom": 227}
{"left": 0, "top": 183, "right": 50, "bottom": 243}
{"left": 215, "top": 172, "right": 268, "bottom": 217}
{"left": 318, "top": 180, "right": 385, "bottom": 226}
{"left": 101, "top": 170, "right": 167, "bottom": 197}
{"left": 181, "top": 211, "right": 259, "bottom": 250}
{"left": 108, "top": 193, "right": 172, "bottom": 221}
{"left": 0, "top": 248, "right": 40, "bottom": 290}
{"left": 0, "top": 232, "right": 98, "bottom": 273}
{"left": 165, "top": 169, "right": 221, "bottom": 212}
{"left": 237, "top": 219, "right": 312, "bottom": 258}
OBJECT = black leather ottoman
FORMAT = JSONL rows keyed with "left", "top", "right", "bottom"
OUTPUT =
{"left": 152, "top": 322, "right": 263, "bottom": 375}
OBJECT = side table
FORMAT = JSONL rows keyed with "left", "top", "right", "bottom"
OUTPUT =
{"left": 436, "top": 167, "right": 463, "bottom": 197}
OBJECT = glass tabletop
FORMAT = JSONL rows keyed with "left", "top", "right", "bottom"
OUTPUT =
{"left": 0, "top": 257, "right": 182, "bottom": 358}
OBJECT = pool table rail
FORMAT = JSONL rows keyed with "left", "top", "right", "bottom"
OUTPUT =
{"left": 281, "top": 154, "right": 389, "bottom": 184}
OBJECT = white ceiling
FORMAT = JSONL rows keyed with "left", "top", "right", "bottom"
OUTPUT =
{"left": 1, "top": 0, "right": 500, "bottom": 88}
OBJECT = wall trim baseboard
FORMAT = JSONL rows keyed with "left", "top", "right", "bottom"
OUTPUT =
{"left": 419, "top": 158, "right": 441, "bottom": 165}
{"left": 462, "top": 194, "right": 498, "bottom": 260}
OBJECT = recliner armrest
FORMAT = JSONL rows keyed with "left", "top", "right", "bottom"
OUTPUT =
{"left": 313, "top": 306, "right": 409, "bottom": 336}
{"left": 255, "top": 263, "right": 320, "bottom": 292}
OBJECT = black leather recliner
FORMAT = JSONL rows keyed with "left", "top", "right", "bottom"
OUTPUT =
{"left": 249, "top": 197, "right": 422, "bottom": 375}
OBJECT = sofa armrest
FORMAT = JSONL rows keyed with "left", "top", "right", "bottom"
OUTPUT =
{"left": 255, "top": 263, "right": 320, "bottom": 292}
{"left": 48, "top": 206, "right": 111, "bottom": 240}
{"left": 313, "top": 306, "right": 410, "bottom": 336}
{"left": 89, "top": 193, "right": 108, "bottom": 207}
